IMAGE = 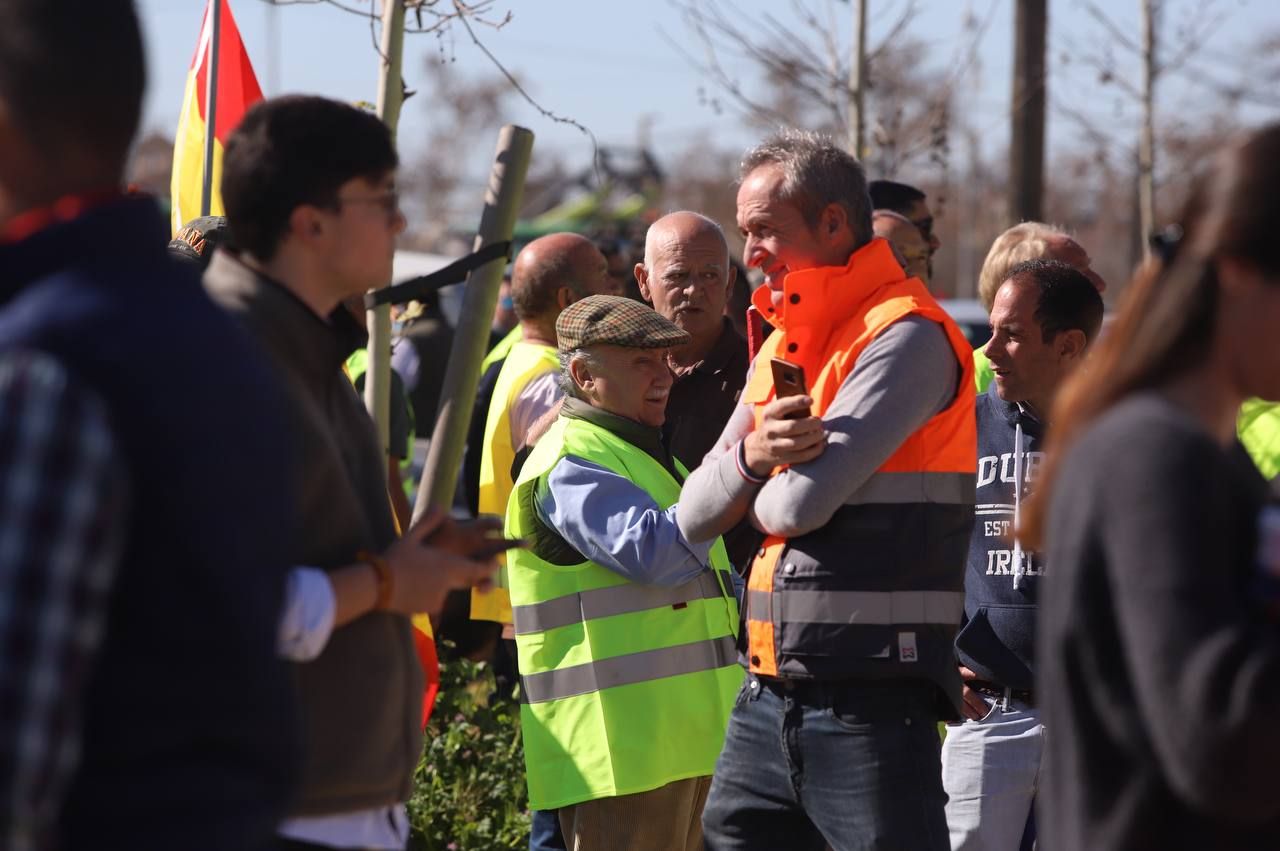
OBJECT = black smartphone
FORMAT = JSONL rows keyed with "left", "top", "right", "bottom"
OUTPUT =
{"left": 770, "top": 357, "right": 809, "bottom": 419}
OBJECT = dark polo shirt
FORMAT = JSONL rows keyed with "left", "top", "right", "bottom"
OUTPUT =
{"left": 663, "top": 318, "right": 756, "bottom": 568}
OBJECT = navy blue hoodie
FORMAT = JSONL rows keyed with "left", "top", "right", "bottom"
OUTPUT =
{"left": 954, "top": 382, "right": 1046, "bottom": 690}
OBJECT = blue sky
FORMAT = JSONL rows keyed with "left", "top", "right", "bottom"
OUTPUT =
{"left": 137, "top": 0, "right": 1278, "bottom": 178}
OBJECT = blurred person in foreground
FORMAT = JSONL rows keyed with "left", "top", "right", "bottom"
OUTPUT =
{"left": 942, "top": 260, "right": 1103, "bottom": 850}
{"left": 506, "top": 295, "right": 741, "bottom": 851}
{"left": 973, "top": 222, "right": 1107, "bottom": 393}
{"left": 1026, "top": 122, "right": 1280, "bottom": 851}
{"left": 0, "top": 1, "right": 298, "bottom": 848}
{"left": 683, "top": 130, "right": 977, "bottom": 851}
{"left": 208, "top": 94, "right": 503, "bottom": 851}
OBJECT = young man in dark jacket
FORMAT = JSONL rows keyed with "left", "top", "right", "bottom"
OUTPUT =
{"left": 943, "top": 259, "right": 1103, "bottom": 849}
{"left": 208, "top": 95, "right": 502, "bottom": 851}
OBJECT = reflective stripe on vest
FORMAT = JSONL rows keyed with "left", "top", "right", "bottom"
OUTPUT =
{"left": 746, "top": 589, "right": 964, "bottom": 626}
{"left": 512, "top": 570, "right": 728, "bottom": 635}
{"left": 521, "top": 634, "right": 738, "bottom": 704}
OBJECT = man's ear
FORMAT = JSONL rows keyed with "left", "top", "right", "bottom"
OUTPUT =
{"left": 289, "top": 204, "right": 327, "bottom": 246}
{"left": 1058, "top": 328, "right": 1088, "bottom": 362}
{"left": 723, "top": 261, "right": 737, "bottom": 300}
{"left": 557, "top": 286, "right": 574, "bottom": 311}
{"left": 635, "top": 262, "right": 653, "bottom": 302}
{"left": 568, "top": 354, "right": 593, "bottom": 393}
{"left": 820, "top": 202, "right": 849, "bottom": 240}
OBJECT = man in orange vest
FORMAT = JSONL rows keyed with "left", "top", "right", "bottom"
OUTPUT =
{"left": 677, "top": 130, "right": 977, "bottom": 850}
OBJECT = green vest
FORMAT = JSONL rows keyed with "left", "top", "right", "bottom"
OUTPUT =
{"left": 1240, "top": 398, "right": 1280, "bottom": 481}
{"left": 471, "top": 339, "right": 561, "bottom": 624}
{"left": 973, "top": 346, "right": 994, "bottom": 394}
{"left": 344, "top": 348, "right": 416, "bottom": 500}
{"left": 506, "top": 412, "right": 742, "bottom": 810}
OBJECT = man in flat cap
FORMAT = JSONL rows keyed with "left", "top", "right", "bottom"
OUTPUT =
{"left": 504, "top": 295, "right": 743, "bottom": 851}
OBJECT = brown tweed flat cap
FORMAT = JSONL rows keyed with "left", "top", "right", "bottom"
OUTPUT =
{"left": 556, "top": 295, "right": 692, "bottom": 351}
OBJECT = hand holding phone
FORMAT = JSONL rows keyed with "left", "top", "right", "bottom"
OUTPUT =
{"left": 770, "top": 357, "right": 810, "bottom": 419}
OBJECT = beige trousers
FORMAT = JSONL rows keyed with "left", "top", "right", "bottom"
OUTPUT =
{"left": 557, "top": 775, "right": 713, "bottom": 851}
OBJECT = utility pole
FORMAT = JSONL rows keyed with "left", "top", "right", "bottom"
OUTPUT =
{"left": 849, "top": 0, "right": 868, "bottom": 159}
{"left": 1008, "top": 0, "right": 1046, "bottom": 225}
{"left": 364, "top": 0, "right": 407, "bottom": 462}
{"left": 1138, "top": 0, "right": 1158, "bottom": 261}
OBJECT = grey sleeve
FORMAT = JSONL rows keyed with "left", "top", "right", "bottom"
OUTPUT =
{"left": 750, "top": 316, "right": 961, "bottom": 538}
{"left": 536, "top": 456, "right": 715, "bottom": 586}
{"left": 675, "top": 374, "right": 764, "bottom": 544}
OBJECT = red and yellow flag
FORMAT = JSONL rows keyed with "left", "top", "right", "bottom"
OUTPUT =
{"left": 170, "top": 0, "right": 262, "bottom": 235}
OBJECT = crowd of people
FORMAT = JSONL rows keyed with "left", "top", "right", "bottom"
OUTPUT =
{"left": 2, "top": 2, "right": 1279, "bottom": 850}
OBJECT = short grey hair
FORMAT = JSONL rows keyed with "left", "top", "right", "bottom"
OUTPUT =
{"left": 740, "top": 128, "right": 873, "bottom": 247}
{"left": 557, "top": 347, "right": 599, "bottom": 401}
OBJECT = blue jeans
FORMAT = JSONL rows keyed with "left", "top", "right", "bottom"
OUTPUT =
{"left": 529, "top": 808, "right": 566, "bottom": 851}
{"left": 702, "top": 673, "right": 950, "bottom": 851}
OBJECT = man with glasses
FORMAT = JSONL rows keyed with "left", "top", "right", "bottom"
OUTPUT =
{"left": 206, "top": 95, "right": 503, "bottom": 851}
{"left": 870, "top": 179, "right": 941, "bottom": 279}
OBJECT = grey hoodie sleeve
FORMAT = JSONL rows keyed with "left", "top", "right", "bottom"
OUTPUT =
{"left": 750, "top": 316, "right": 960, "bottom": 538}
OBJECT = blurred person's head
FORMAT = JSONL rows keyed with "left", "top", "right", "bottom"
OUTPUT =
{"left": 869, "top": 179, "right": 940, "bottom": 273}
{"left": 492, "top": 274, "right": 517, "bottom": 334}
{"left": 556, "top": 295, "right": 690, "bottom": 427}
{"left": 636, "top": 211, "right": 736, "bottom": 361}
{"left": 597, "top": 238, "right": 636, "bottom": 299}
{"left": 511, "top": 232, "right": 611, "bottom": 344}
{"left": 1025, "top": 122, "right": 1280, "bottom": 544}
{"left": 168, "top": 216, "right": 228, "bottom": 270}
{"left": 983, "top": 259, "right": 1103, "bottom": 417}
{"left": 872, "top": 209, "right": 931, "bottom": 285}
{"left": 977, "top": 222, "right": 1107, "bottom": 312}
{"left": 0, "top": 0, "right": 145, "bottom": 219}
{"left": 221, "top": 96, "right": 403, "bottom": 312}
{"left": 737, "top": 129, "right": 872, "bottom": 311}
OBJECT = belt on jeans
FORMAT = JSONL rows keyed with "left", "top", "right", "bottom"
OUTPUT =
{"left": 969, "top": 680, "right": 1034, "bottom": 707}
{"left": 755, "top": 675, "right": 936, "bottom": 700}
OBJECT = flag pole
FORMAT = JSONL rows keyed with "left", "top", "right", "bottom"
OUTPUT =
{"left": 200, "top": 0, "right": 222, "bottom": 217}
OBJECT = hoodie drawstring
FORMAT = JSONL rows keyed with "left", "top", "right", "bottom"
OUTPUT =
{"left": 1012, "top": 418, "right": 1026, "bottom": 590}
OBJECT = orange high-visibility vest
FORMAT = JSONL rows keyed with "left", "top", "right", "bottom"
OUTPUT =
{"left": 740, "top": 238, "right": 976, "bottom": 714}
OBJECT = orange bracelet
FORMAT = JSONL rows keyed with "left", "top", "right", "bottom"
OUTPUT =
{"left": 357, "top": 550, "right": 394, "bottom": 611}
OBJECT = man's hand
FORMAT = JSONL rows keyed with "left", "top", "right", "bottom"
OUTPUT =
{"left": 743, "top": 395, "right": 826, "bottom": 476}
{"left": 379, "top": 509, "right": 522, "bottom": 617}
{"left": 958, "top": 665, "right": 990, "bottom": 721}
{"left": 424, "top": 514, "right": 523, "bottom": 562}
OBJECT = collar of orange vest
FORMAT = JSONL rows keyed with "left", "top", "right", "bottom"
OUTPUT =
{"left": 0, "top": 188, "right": 128, "bottom": 245}
{"left": 750, "top": 237, "right": 909, "bottom": 335}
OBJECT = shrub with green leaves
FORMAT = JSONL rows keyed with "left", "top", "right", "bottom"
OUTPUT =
{"left": 407, "top": 645, "right": 531, "bottom": 851}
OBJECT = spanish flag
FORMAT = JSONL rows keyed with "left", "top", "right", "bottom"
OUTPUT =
{"left": 170, "top": 0, "right": 262, "bottom": 235}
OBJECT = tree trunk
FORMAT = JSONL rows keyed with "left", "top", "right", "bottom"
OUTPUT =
{"left": 848, "top": 0, "right": 867, "bottom": 160}
{"left": 365, "top": 0, "right": 407, "bottom": 456}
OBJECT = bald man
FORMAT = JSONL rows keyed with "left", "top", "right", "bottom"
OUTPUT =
{"left": 873, "top": 209, "right": 932, "bottom": 287}
{"left": 471, "top": 232, "right": 612, "bottom": 624}
{"left": 636, "top": 212, "right": 755, "bottom": 568}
